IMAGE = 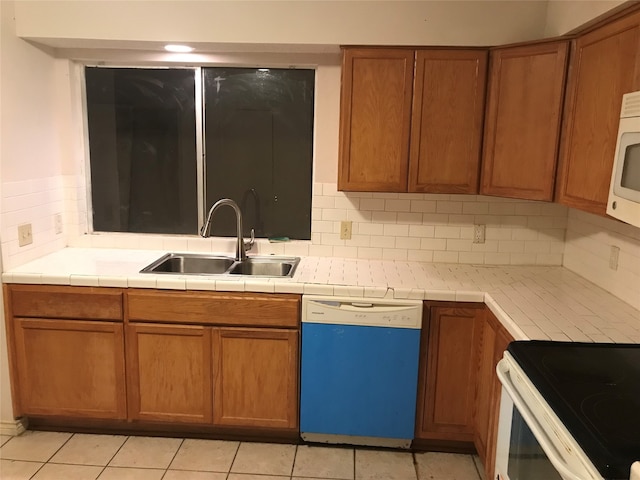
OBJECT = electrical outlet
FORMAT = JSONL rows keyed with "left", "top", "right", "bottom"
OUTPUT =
{"left": 18, "top": 223, "right": 33, "bottom": 247}
{"left": 473, "top": 224, "right": 485, "bottom": 244}
{"left": 54, "top": 213, "right": 63, "bottom": 235}
{"left": 609, "top": 245, "right": 620, "bottom": 271}
{"left": 340, "top": 220, "right": 352, "bottom": 240}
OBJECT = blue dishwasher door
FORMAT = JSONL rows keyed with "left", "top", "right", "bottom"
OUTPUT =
{"left": 300, "top": 322, "right": 421, "bottom": 441}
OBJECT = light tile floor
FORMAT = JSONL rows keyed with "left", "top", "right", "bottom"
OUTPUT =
{"left": 0, "top": 431, "right": 485, "bottom": 480}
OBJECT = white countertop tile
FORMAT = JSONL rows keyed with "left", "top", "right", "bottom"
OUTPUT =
{"left": 3, "top": 247, "right": 639, "bottom": 343}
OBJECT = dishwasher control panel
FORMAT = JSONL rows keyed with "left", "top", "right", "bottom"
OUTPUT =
{"left": 302, "top": 295, "right": 422, "bottom": 329}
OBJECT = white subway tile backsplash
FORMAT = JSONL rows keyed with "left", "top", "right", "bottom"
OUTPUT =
{"left": 410, "top": 200, "right": 437, "bottom": 213}
{"left": 360, "top": 198, "right": 385, "bottom": 211}
{"left": 383, "top": 224, "right": 409, "bottom": 237}
{"left": 2, "top": 180, "right": 571, "bottom": 269}
{"left": 385, "top": 199, "right": 411, "bottom": 212}
{"left": 433, "top": 200, "right": 461, "bottom": 214}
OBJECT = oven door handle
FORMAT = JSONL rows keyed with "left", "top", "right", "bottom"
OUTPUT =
{"left": 497, "top": 360, "right": 587, "bottom": 480}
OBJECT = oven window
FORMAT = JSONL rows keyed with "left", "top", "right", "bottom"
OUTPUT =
{"left": 507, "top": 408, "right": 563, "bottom": 480}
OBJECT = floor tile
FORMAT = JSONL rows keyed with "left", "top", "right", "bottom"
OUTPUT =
{"left": 473, "top": 455, "right": 485, "bottom": 480}
{"left": 227, "top": 475, "right": 290, "bottom": 480}
{"left": 0, "top": 459, "right": 44, "bottom": 480}
{"left": 97, "top": 466, "right": 165, "bottom": 480}
{"left": 0, "top": 431, "right": 72, "bottom": 462}
{"left": 164, "top": 471, "right": 227, "bottom": 480}
{"left": 109, "top": 436, "right": 182, "bottom": 469}
{"left": 31, "top": 462, "right": 103, "bottom": 480}
{"left": 355, "top": 449, "right": 416, "bottom": 480}
{"left": 1, "top": 435, "right": 13, "bottom": 447}
{"left": 415, "top": 452, "right": 479, "bottom": 480}
{"left": 169, "top": 438, "right": 239, "bottom": 472}
{"left": 230, "top": 442, "right": 296, "bottom": 476}
{"left": 50, "top": 433, "right": 127, "bottom": 466}
{"left": 293, "top": 445, "right": 354, "bottom": 479}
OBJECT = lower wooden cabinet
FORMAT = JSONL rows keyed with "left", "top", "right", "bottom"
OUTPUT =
{"left": 12, "top": 318, "right": 126, "bottom": 419}
{"left": 415, "top": 304, "right": 484, "bottom": 443}
{"left": 474, "top": 309, "right": 514, "bottom": 480}
{"left": 213, "top": 328, "right": 299, "bottom": 429}
{"left": 126, "top": 323, "right": 213, "bottom": 424}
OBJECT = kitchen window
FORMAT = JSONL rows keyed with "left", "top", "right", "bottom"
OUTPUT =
{"left": 85, "top": 66, "right": 314, "bottom": 239}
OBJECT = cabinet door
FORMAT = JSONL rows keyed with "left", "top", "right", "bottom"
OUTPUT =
{"left": 481, "top": 41, "right": 568, "bottom": 200}
{"left": 338, "top": 48, "right": 414, "bottom": 192}
{"left": 415, "top": 306, "right": 483, "bottom": 442}
{"left": 127, "top": 323, "right": 213, "bottom": 424}
{"left": 476, "top": 310, "right": 514, "bottom": 480}
{"left": 556, "top": 10, "right": 640, "bottom": 215}
{"left": 213, "top": 327, "right": 298, "bottom": 429}
{"left": 409, "top": 50, "right": 487, "bottom": 193}
{"left": 473, "top": 310, "right": 497, "bottom": 461}
{"left": 13, "top": 318, "right": 126, "bottom": 419}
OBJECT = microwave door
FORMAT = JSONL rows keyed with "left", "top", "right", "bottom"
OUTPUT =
{"left": 614, "top": 132, "right": 640, "bottom": 202}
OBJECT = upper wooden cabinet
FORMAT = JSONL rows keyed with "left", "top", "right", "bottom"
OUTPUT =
{"left": 338, "top": 47, "right": 488, "bottom": 193}
{"left": 409, "top": 50, "right": 487, "bottom": 193}
{"left": 481, "top": 41, "right": 569, "bottom": 200}
{"left": 556, "top": 9, "right": 640, "bottom": 215}
{"left": 338, "top": 48, "right": 414, "bottom": 192}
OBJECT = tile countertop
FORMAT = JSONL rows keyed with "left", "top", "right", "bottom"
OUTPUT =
{"left": 2, "top": 248, "right": 639, "bottom": 344}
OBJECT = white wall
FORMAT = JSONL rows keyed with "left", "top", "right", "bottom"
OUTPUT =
{"left": 544, "top": 0, "right": 627, "bottom": 36}
{"left": 15, "top": 1, "right": 549, "bottom": 50}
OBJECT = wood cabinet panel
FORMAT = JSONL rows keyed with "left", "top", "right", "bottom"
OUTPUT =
{"left": 13, "top": 318, "right": 126, "bottom": 419}
{"left": 338, "top": 48, "right": 414, "bottom": 192}
{"left": 213, "top": 327, "right": 298, "bottom": 429}
{"left": 127, "top": 290, "right": 300, "bottom": 328}
{"left": 556, "top": 10, "right": 640, "bottom": 215}
{"left": 9, "top": 284, "right": 122, "bottom": 321}
{"left": 416, "top": 305, "right": 483, "bottom": 442}
{"left": 409, "top": 50, "right": 487, "bottom": 193}
{"left": 481, "top": 41, "right": 568, "bottom": 200}
{"left": 127, "top": 323, "right": 213, "bottom": 424}
{"left": 474, "top": 309, "right": 514, "bottom": 480}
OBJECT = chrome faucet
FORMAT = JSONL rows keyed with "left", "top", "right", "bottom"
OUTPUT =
{"left": 200, "top": 198, "right": 254, "bottom": 261}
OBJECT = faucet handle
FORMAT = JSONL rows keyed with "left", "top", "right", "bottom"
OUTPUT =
{"left": 244, "top": 228, "right": 255, "bottom": 252}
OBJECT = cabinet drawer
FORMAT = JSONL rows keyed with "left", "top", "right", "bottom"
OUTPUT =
{"left": 7, "top": 285, "right": 123, "bottom": 321}
{"left": 127, "top": 290, "right": 300, "bottom": 328}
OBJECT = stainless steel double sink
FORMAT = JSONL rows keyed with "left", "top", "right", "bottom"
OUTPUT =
{"left": 140, "top": 252, "right": 300, "bottom": 278}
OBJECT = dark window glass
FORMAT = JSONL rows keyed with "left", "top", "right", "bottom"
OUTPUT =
{"left": 86, "top": 67, "right": 197, "bottom": 234}
{"left": 203, "top": 68, "right": 314, "bottom": 240}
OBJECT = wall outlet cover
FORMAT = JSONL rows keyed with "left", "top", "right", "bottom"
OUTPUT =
{"left": 473, "top": 224, "right": 486, "bottom": 244}
{"left": 340, "top": 220, "right": 352, "bottom": 240}
{"left": 18, "top": 223, "right": 33, "bottom": 247}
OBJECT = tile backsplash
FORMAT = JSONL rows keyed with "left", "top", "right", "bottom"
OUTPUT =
{"left": 61, "top": 182, "right": 568, "bottom": 267}
{"left": 564, "top": 209, "right": 640, "bottom": 311}
{"left": 1, "top": 174, "right": 87, "bottom": 270}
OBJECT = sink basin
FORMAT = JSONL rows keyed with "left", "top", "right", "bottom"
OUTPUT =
{"left": 140, "top": 253, "right": 235, "bottom": 275}
{"left": 229, "top": 257, "right": 298, "bottom": 277}
{"left": 140, "top": 253, "right": 300, "bottom": 278}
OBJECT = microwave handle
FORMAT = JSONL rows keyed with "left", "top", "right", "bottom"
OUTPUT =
{"left": 496, "top": 360, "right": 589, "bottom": 480}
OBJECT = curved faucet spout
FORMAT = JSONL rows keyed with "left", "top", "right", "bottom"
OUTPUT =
{"left": 200, "top": 198, "right": 250, "bottom": 261}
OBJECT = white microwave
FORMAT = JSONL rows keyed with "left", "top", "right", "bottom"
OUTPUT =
{"left": 607, "top": 90, "right": 640, "bottom": 228}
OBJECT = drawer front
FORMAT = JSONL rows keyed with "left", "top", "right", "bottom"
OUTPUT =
{"left": 127, "top": 290, "right": 300, "bottom": 328}
{"left": 8, "top": 285, "right": 123, "bottom": 321}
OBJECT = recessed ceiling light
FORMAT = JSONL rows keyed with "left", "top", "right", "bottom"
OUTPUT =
{"left": 164, "top": 44, "right": 194, "bottom": 53}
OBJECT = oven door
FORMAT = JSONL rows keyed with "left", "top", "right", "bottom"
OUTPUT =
{"left": 495, "top": 356, "right": 603, "bottom": 480}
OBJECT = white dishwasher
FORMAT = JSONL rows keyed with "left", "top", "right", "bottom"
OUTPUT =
{"left": 300, "top": 295, "right": 423, "bottom": 448}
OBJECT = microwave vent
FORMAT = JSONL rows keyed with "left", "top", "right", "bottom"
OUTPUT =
{"left": 621, "top": 91, "right": 640, "bottom": 118}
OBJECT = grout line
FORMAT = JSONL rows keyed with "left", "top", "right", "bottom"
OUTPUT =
{"left": 226, "top": 439, "right": 242, "bottom": 478}
{"left": 290, "top": 444, "right": 298, "bottom": 478}
{"left": 165, "top": 437, "right": 185, "bottom": 472}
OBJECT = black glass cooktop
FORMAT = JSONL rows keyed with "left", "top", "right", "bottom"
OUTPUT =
{"left": 508, "top": 341, "right": 640, "bottom": 480}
